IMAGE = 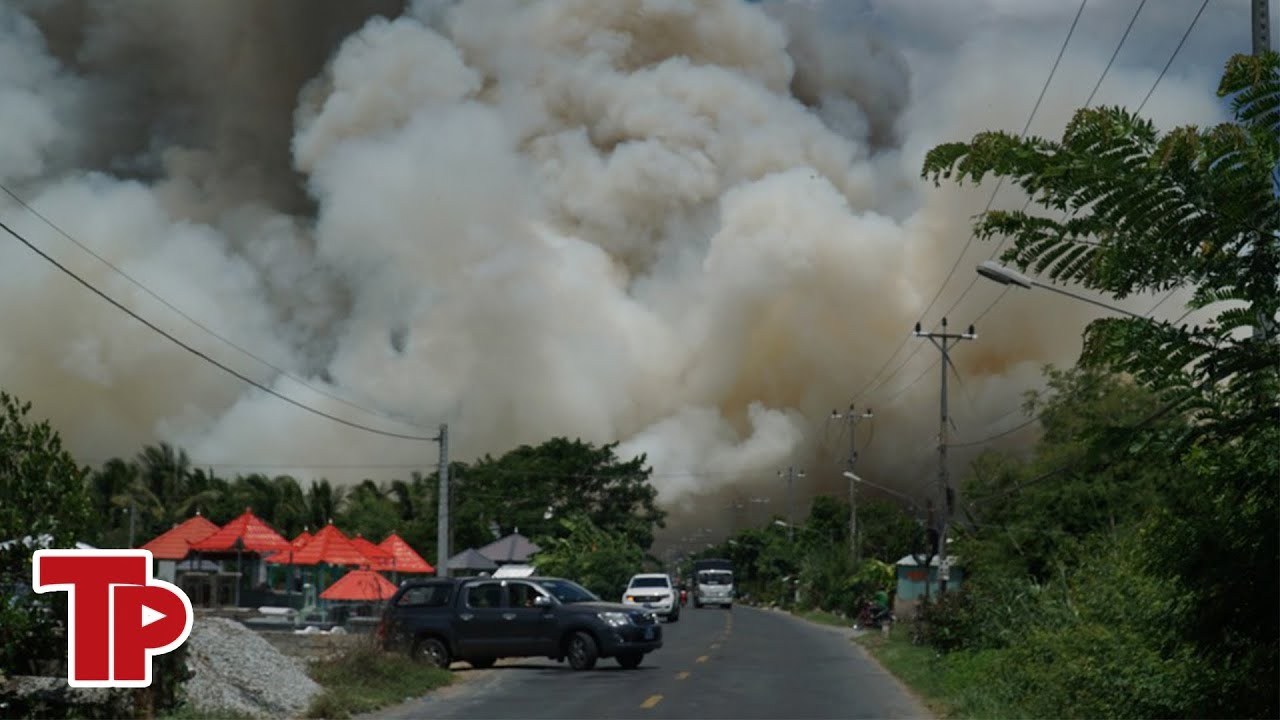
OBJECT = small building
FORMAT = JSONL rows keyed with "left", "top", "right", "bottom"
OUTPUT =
{"left": 447, "top": 548, "right": 499, "bottom": 576}
{"left": 894, "top": 554, "right": 964, "bottom": 618}
{"left": 477, "top": 532, "right": 541, "bottom": 565}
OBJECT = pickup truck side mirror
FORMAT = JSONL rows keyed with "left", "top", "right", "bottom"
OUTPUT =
{"left": 533, "top": 595, "right": 553, "bottom": 607}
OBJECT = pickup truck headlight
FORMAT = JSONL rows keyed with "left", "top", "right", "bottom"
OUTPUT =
{"left": 598, "top": 611, "right": 631, "bottom": 627}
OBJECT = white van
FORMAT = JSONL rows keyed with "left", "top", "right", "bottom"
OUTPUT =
{"left": 621, "top": 573, "right": 680, "bottom": 622}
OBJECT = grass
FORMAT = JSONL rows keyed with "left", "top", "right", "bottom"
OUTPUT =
{"left": 855, "top": 627, "right": 1017, "bottom": 719}
{"left": 304, "top": 642, "right": 453, "bottom": 719}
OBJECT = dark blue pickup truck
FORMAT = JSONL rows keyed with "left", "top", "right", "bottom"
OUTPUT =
{"left": 377, "top": 575, "right": 663, "bottom": 670}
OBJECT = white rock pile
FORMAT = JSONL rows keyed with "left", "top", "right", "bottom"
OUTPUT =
{"left": 183, "top": 617, "right": 322, "bottom": 718}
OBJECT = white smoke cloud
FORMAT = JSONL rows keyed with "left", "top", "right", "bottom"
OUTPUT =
{"left": 0, "top": 0, "right": 1250, "bottom": 544}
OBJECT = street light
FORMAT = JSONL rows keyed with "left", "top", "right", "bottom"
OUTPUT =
{"left": 843, "top": 471, "right": 922, "bottom": 511}
{"left": 976, "top": 260, "right": 1146, "bottom": 320}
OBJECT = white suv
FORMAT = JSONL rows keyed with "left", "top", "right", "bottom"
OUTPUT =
{"left": 622, "top": 573, "right": 680, "bottom": 622}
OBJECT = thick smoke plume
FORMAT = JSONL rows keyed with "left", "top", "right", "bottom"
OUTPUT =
{"left": 0, "top": 0, "right": 1247, "bottom": 543}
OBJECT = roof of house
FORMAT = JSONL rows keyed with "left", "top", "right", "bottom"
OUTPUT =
{"left": 476, "top": 533, "right": 541, "bottom": 563}
{"left": 448, "top": 547, "right": 499, "bottom": 571}
{"left": 140, "top": 514, "right": 220, "bottom": 560}
{"left": 377, "top": 533, "right": 435, "bottom": 574}
{"left": 189, "top": 509, "right": 291, "bottom": 554}
{"left": 268, "top": 523, "right": 368, "bottom": 566}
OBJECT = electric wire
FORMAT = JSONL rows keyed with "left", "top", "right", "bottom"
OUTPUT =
{"left": 0, "top": 183, "right": 430, "bottom": 433}
{"left": 1, "top": 219, "right": 441, "bottom": 442}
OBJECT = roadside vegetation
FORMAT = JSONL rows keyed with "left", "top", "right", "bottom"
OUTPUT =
{"left": 1, "top": 46, "right": 1273, "bottom": 720}
{"left": 305, "top": 643, "right": 452, "bottom": 720}
{"left": 704, "top": 51, "right": 1280, "bottom": 719}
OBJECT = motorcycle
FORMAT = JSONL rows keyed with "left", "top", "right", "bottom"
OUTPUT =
{"left": 855, "top": 601, "right": 894, "bottom": 630}
{"left": 679, "top": 588, "right": 688, "bottom": 607}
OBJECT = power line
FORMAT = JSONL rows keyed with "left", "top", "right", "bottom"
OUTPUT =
{"left": 934, "top": 0, "right": 1150, "bottom": 323}
{"left": 1136, "top": 0, "right": 1210, "bottom": 114}
{"left": 1, "top": 219, "right": 441, "bottom": 442}
{"left": 948, "top": 414, "right": 1041, "bottom": 448}
{"left": 963, "top": 0, "right": 1214, "bottom": 332}
{"left": 966, "top": 388, "right": 1196, "bottom": 505}
{"left": 1085, "top": 0, "right": 1147, "bottom": 107}
{"left": 0, "top": 183, "right": 428, "bottom": 432}
{"left": 915, "top": 0, "right": 1089, "bottom": 327}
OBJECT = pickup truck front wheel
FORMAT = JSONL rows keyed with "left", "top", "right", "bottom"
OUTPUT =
{"left": 412, "top": 637, "right": 451, "bottom": 669}
{"left": 565, "top": 631, "right": 599, "bottom": 671}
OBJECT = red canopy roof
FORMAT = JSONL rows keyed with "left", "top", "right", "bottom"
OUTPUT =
{"left": 378, "top": 533, "right": 435, "bottom": 573}
{"left": 189, "top": 509, "right": 291, "bottom": 554}
{"left": 140, "top": 514, "right": 220, "bottom": 560}
{"left": 266, "top": 523, "right": 367, "bottom": 566}
{"left": 319, "top": 569, "right": 399, "bottom": 601}
{"left": 351, "top": 535, "right": 394, "bottom": 570}
{"left": 290, "top": 530, "right": 313, "bottom": 549}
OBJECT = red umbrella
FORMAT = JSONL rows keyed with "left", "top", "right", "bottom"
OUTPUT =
{"left": 140, "top": 513, "right": 220, "bottom": 560}
{"left": 319, "top": 569, "right": 398, "bottom": 601}
{"left": 378, "top": 533, "right": 435, "bottom": 574}
{"left": 189, "top": 509, "right": 291, "bottom": 554}
{"left": 290, "top": 530, "right": 313, "bottom": 549}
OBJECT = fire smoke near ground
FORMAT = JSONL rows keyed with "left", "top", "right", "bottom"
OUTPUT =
{"left": 0, "top": 0, "right": 1249, "bottom": 541}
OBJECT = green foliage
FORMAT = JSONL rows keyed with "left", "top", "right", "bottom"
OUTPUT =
{"left": 532, "top": 513, "right": 646, "bottom": 600}
{"left": 958, "top": 366, "right": 1173, "bottom": 581}
{"left": 856, "top": 497, "right": 921, "bottom": 563}
{"left": 916, "top": 52, "right": 1279, "bottom": 718}
{"left": 305, "top": 643, "right": 451, "bottom": 719}
{"left": 0, "top": 391, "right": 94, "bottom": 676}
{"left": 81, "top": 436, "right": 665, "bottom": 583}
{"left": 453, "top": 438, "right": 665, "bottom": 551}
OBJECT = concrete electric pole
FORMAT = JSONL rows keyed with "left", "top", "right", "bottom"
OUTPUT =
{"left": 776, "top": 466, "right": 806, "bottom": 542}
{"left": 830, "top": 404, "right": 873, "bottom": 561}
{"left": 913, "top": 318, "right": 977, "bottom": 595}
{"left": 436, "top": 423, "right": 450, "bottom": 578}
{"left": 1254, "top": 0, "right": 1271, "bottom": 55}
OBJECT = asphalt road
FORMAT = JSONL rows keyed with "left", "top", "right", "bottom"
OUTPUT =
{"left": 364, "top": 605, "right": 932, "bottom": 719}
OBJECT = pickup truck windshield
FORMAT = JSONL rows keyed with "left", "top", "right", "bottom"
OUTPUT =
{"left": 630, "top": 577, "right": 670, "bottom": 588}
{"left": 536, "top": 578, "right": 599, "bottom": 604}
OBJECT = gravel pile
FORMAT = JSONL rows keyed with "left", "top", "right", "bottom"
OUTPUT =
{"left": 184, "top": 617, "right": 322, "bottom": 718}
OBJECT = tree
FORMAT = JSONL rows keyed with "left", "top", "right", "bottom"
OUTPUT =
{"left": 0, "top": 392, "right": 94, "bottom": 675}
{"left": 532, "top": 514, "right": 645, "bottom": 601}
{"left": 856, "top": 497, "right": 922, "bottom": 565}
{"left": 452, "top": 438, "right": 666, "bottom": 550}
{"left": 923, "top": 51, "right": 1279, "bottom": 718}
{"left": 957, "top": 366, "right": 1177, "bottom": 581}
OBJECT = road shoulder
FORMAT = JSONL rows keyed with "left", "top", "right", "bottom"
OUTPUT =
{"left": 764, "top": 606, "right": 937, "bottom": 719}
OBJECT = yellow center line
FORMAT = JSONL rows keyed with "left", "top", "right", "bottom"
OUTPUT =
{"left": 696, "top": 655, "right": 709, "bottom": 663}
{"left": 640, "top": 695, "right": 663, "bottom": 709}
{"left": 676, "top": 671, "right": 691, "bottom": 680}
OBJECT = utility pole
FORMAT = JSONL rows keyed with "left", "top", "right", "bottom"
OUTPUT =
{"left": 436, "top": 423, "right": 450, "bottom": 578}
{"left": 831, "top": 404, "right": 873, "bottom": 561}
{"left": 128, "top": 496, "right": 136, "bottom": 548}
{"left": 1254, "top": 0, "right": 1271, "bottom": 55}
{"left": 913, "top": 317, "right": 977, "bottom": 595}
{"left": 776, "top": 466, "right": 806, "bottom": 541}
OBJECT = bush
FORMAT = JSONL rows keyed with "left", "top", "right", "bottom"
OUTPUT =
{"left": 306, "top": 642, "right": 451, "bottom": 719}
{"left": 912, "top": 576, "right": 1049, "bottom": 652}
